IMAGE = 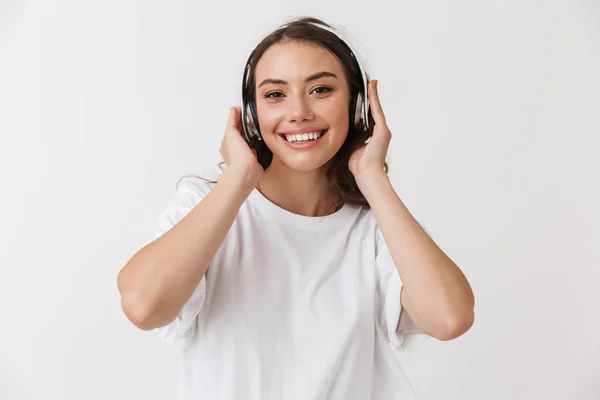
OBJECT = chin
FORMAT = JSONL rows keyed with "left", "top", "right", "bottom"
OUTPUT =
{"left": 272, "top": 154, "right": 330, "bottom": 173}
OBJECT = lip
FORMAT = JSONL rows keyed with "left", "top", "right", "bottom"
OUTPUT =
{"left": 278, "top": 126, "right": 327, "bottom": 135}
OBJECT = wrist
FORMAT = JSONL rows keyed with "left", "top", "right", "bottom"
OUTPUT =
{"left": 356, "top": 171, "right": 395, "bottom": 210}
{"left": 355, "top": 170, "right": 390, "bottom": 193}
{"left": 221, "top": 164, "right": 262, "bottom": 196}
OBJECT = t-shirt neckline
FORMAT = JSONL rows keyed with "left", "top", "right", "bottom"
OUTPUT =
{"left": 247, "top": 187, "right": 357, "bottom": 230}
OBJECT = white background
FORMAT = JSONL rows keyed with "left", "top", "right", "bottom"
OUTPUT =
{"left": 1, "top": 1, "right": 599, "bottom": 399}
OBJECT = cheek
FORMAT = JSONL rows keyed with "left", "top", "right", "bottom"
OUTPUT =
{"left": 325, "top": 99, "right": 350, "bottom": 133}
{"left": 256, "top": 103, "right": 282, "bottom": 133}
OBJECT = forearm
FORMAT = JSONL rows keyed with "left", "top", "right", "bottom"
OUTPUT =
{"left": 358, "top": 172, "right": 474, "bottom": 340}
{"left": 118, "top": 166, "right": 257, "bottom": 330}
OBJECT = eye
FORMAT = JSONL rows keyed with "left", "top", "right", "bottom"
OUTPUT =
{"left": 264, "top": 91, "right": 284, "bottom": 99}
{"left": 311, "top": 86, "right": 333, "bottom": 95}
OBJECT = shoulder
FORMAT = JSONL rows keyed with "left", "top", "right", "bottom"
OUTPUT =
{"left": 344, "top": 204, "right": 381, "bottom": 243}
{"left": 352, "top": 206, "right": 431, "bottom": 254}
{"left": 347, "top": 205, "right": 429, "bottom": 246}
{"left": 155, "top": 164, "right": 225, "bottom": 218}
{"left": 173, "top": 164, "right": 225, "bottom": 199}
{"left": 354, "top": 205, "right": 379, "bottom": 231}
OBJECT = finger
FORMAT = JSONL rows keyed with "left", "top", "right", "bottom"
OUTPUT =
{"left": 228, "top": 107, "right": 244, "bottom": 135}
{"left": 368, "top": 80, "right": 387, "bottom": 127}
{"left": 226, "top": 106, "right": 235, "bottom": 128}
{"left": 227, "top": 106, "right": 241, "bottom": 132}
{"left": 235, "top": 106, "right": 244, "bottom": 130}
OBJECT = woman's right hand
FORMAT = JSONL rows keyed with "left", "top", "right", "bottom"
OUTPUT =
{"left": 219, "top": 106, "right": 264, "bottom": 183}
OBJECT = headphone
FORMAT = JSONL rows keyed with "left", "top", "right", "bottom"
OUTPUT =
{"left": 240, "top": 20, "right": 370, "bottom": 145}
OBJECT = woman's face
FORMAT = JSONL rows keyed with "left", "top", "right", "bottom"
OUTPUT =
{"left": 254, "top": 40, "right": 351, "bottom": 172}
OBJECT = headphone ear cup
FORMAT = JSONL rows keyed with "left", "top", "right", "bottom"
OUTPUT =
{"left": 249, "top": 98, "right": 262, "bottom": 141}
{"left": 242, "top": 100, "right": 261, "bottom": 143}
{"left": 352, "top": 90, "right": 366, "bottom": 132}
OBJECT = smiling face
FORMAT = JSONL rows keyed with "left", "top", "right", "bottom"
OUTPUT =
{"left": 253, "top": 40, "right": 351, "bottom": 172}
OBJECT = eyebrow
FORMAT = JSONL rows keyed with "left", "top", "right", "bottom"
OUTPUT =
{"left": 258, "top": 71, "right": 338, "bottom": 88}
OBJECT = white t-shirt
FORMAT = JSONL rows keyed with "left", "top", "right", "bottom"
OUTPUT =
{"left": 148, "top": 166, "right": 429, "bottom": 400}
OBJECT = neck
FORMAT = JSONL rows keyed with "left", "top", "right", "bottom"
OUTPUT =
{"left": 258, "top": 158, "right": 340, "bottom": 217}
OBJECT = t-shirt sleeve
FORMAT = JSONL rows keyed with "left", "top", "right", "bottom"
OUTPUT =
{"left": 144, "top": 175, "right": 216, "bottom": 344}
{"left": 375, "top": 223, "right": 431, "bottom": 352}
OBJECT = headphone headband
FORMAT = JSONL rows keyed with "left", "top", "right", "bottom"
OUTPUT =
{"left": 241, "top": 20, "right": 370, "bottom": 143}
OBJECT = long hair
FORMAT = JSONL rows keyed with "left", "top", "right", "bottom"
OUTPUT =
{"left": 184, "top": 16, "right": 388, "bottom": 208}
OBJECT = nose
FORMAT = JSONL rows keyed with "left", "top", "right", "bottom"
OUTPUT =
{"left": 287, "top": 94, "right": 315, "bottom": 123}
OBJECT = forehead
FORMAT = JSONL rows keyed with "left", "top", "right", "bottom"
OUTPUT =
{"left": 254, "top": 40, "right": 346, "bottom": 82}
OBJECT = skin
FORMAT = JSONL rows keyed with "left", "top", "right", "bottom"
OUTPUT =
{"left": 118, "top": 39, "right": 474, "bottom": 342}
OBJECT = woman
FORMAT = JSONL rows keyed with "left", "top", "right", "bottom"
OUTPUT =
{"left": 118, "top": 16, "right": 475, "bottom": 400}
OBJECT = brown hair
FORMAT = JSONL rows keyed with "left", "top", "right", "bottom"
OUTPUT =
{"left": 186, "top": 16, "right": 388, "bottom": 209}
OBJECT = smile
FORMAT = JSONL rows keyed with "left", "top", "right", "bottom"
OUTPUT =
{"left": 279, "top": 130, "right": 327, "bottom": 142}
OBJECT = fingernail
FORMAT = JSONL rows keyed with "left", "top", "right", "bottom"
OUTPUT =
{"left": 372, "top": 79, "right": 378, "bottom": 92}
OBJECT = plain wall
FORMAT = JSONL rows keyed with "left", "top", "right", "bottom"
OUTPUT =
{"left": 1, "top": 0, "right": 598, "bottom": 399}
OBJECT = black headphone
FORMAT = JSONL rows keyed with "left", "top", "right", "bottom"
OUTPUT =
{"left": 240, "top": 20, "right": 371, "bottom": 145}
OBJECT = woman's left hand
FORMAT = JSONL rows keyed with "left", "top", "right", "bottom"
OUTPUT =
{"left": 348, "top": 80, "right": 392, "bottom": 184}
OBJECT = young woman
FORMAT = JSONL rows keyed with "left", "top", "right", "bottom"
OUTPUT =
{"left": 118, "top": 16, "right": 474, "bottom": 400}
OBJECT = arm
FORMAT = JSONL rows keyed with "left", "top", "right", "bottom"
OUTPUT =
{"left": 350, "top": 80, "right": 474, "bottom": 341}
{"left": 359, "top": 173, "right": 474, "bottom": 341}
{"left": 118, "top": 106, "right": 262, "bottom": 331}
{"left": 117, "top": 167, "right": 257, "bottom": 331}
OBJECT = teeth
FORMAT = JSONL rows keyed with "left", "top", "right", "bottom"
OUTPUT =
{"left": 284, "top": 131, "right": 323, "bottom": 142}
